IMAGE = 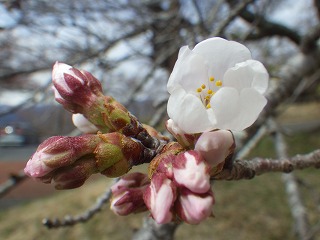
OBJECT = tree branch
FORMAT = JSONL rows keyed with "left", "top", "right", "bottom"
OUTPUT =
{"left": 131, "top": 217, "right": 179, "bottom": 240}
{"left": 213, "top": 149, "right": 320, "bottom": 181}
{"left": 0, "top": 171, "right": 27, "bottom": 198}
{"left": 212, "top": 0, "right": 254, "bottom": 37}
{"left": 43, "top": 178, "right": 119, "bottom": 229}
{"left": 235, "top": 123, "right": 268, "bottom": 159}
{"left": 300, "top": 24, "right": 320, "bottom": 54}
{"left": 271, "top": 120, "right": 312, "bottom": 240}
{"left": 236, "top": 3, "right": 301, "bottom": 44}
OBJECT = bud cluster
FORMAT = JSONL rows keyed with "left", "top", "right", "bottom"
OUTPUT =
{"left": 25, "top": 62, "right": 237, "bottom": 226}
{"left": 109, "top": 147, "right": 217, "bottom": 224}
{"left": 25, "top": 132, "right": 155, "bottom": 189}
{"left": 144, "top": 149, "right": 215, "bottom": 224}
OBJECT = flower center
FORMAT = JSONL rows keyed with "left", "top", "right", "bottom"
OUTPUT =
{"left": 196, "top": 76, "right": 222, "bottom": 109}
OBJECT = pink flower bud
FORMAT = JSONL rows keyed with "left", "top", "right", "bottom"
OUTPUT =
{"left": 194, "top": 130, "right": 235, "bottom": 168}
{"left": 143, "top": 173, "right": 177, "bottom": 224}
{"left": 173, "top": 150, "right": 210, "bottom": 194}
{"left": 72, "top": 114, "right": 98, "bottom": 133}
{"left": 110, "top": 172, "right": 150, "bottom": 215}
{"left": 24, "top": 135, "right": 99, "bottom": 178}
{"left": 176, "top": 188, "right": 214, "bottom": 225}
{"left": 52, "top": 62, "right": 103, "bottom": 113}
{"left": 52, "top": 156, "right": 98, "bottom": 189}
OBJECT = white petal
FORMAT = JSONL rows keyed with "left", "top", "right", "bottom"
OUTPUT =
{"left": 167, "top": 46, "right": 191, "bottom": 93}
{"left": 167, "top": 88, "right": 216, "bottom": 133}
{"left": 209, "top": 87, "right": 240, "bottom": 130}
{"left": 72, "top": 114, "right": 98, "bottom": 133}
{"left": 229, "top": 88, "right": 267, "bottom": 131}
{"left": 193, "top": 38, "right": 252, "bottom": 80}
{"left": 224, "top": 60, "right": 269, "bottom": 94}
{"left": 168, "top": 50, "right": 209, "bottom": 93}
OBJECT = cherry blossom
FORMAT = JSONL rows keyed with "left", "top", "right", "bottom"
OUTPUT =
{"left": 167, "top": 37, "right": 268, "bottom": 133}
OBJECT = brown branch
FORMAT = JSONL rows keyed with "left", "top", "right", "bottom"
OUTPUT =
{"left": 212, "top": 0, "right": 255, "bottom": 37}
{"left": 300, "top": 24, "right": 320, "bottom": 54}
{"left": 236, "top": 3, "right": 301, "bottom": 44}
{"left": 235, "top": 124, "right": 268, "bottom": 159}
{"left": 213, "top": 149, "right": 320, "bottom": 181}
{"left": 43, "top": 179, "right": 118, "bottom": 229}
{"left": 0, "top": 171, "right": 27, "bottom": 198}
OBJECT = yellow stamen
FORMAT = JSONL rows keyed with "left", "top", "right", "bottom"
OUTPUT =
{"left": 205, "top": 96, "right": 210, "bottom": 100}
{"left": 197, "top": 88, "right": 202, "bottom": 93}
{"left": 206, "top": 103, "right": 211, "bottom": 109}
{"left": 201, "top": 84, "right": 206, "bottom": 89}
{"left": 216, "top": 80, "right": 222, "bottom": 87}
{"left": 209, "top": 76, "right": 215, "bottom": 82}
{"left": 207, "top": 89, "right": 213, "bottom": 95}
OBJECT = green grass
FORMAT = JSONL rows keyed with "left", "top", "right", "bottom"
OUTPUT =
{"left": 0, "top": 130, "right": 319, "bottom": 240}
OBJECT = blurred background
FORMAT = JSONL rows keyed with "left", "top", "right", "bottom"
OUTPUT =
{"left": 0, "top": 0, "right": 319, "bottom": 239}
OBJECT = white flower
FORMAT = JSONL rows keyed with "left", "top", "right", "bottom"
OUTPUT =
{"left": 167, "top": 37, "right": 268, "bottom": 133}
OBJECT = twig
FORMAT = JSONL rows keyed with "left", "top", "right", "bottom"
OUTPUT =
{"left": 131, "top": 217, "right": 179, "bottom": 240}
{"left": 43, "top": 178, "right": 119, "bottom": 229}
{"left": 191, "top": 0, "right": 209, "bottom": 34}
{"left": 235, "top": 124, "right": 268, "bottom": 159}
{"left": 230, "top": 1, "right": 301, "bottom": 44}
{"left": 300, "top": 25, "right": 320, "bottom": 54}
{"left": 0, "top": 171, "right": 27, "bottom": 198}
{"left": 213, "top": 149, "right": 320, "bottom": 180}
{"left": 212, "top": 0, "right": 254, "bottom": 37}
{"left": 271, "top": 120, "right": 312, "bottom": 240}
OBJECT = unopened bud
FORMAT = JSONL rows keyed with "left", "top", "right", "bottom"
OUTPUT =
{"left": 25, "top": 132, "right": 154, "bottom": 187}
{"left": 173, "top": 150, "right": 210, "bottom": 194}
{"left": 24, "top": 135, "right": 99, "bottom": 178}
{"left": 52, "top": 62, "right": 103, "bottom": 112}
{"left": 110, "top": 172, "right": 149, "bottom": 215}
{"left": 194, "top": 130, "right": 235, "bottom": 175}
{"left": 53, "top": 156, "right": 98, "bottom": 189}
{"left": 52, "top": 62, "right": 111, "bottom": 133}
{"left": 143, "top": 173, "right": 177, "bottom": 224}
{"left": 175, "top": 188, "right": 214, "bottom": 225}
